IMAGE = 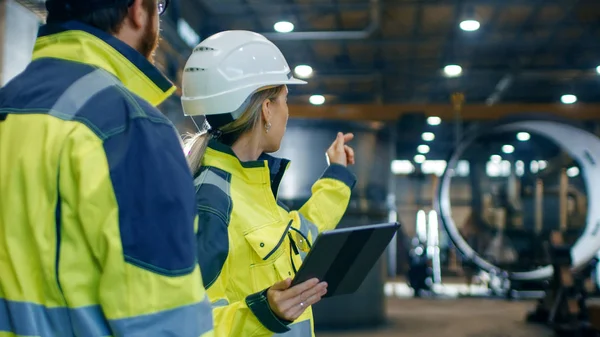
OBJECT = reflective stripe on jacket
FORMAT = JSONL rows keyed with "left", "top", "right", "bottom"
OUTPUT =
{"left": 0, "top": 21, "right": 213, "bottom": 337}
{"left": 195, "top": 140, "right": 356, "bottom": 336}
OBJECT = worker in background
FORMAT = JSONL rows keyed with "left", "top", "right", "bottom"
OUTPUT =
{"left": 182, "top": 30, "right": 357, "bottom": 336}
{"left": 0, "top": 0, "right": 213, "bottom": 336}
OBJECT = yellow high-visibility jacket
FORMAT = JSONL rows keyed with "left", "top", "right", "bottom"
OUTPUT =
{"left": 0, "top": 21, "right": 213, "bottom": 336}
{"left": 194, "top": 140, "right": 356, "bottom": 336}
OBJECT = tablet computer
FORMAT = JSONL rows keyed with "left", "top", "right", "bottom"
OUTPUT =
{"left": 291, "top": 222, "right": 400, "bottom": 298}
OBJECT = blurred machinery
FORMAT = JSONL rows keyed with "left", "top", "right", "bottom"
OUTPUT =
{"left": 434, "top": 116, "right": 600, "bottom": 334}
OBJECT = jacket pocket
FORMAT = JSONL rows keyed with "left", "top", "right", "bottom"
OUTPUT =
{"left": 244, "top": 220, "right": 295, "bottom": 291}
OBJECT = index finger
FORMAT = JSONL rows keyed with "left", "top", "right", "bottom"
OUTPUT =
{"left": 342, "top": 133, "right": 354, "bottom": 143}
{"left": 280, "top": 278, "right": 320, "bottom": 300}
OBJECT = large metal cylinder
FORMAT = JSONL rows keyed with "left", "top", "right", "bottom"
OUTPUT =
{"left": 275, "top": 119, "right": 392, "bottom": 329}
{"left": 435, "top": 116, "right": 600, "bottom": 281}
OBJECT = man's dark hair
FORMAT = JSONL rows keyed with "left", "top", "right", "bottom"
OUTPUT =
{"left": 45, "top": 0, "right": 154, "bottom": 34}
{"left": 46, "top": 6, "right": 129, "bottom": 34}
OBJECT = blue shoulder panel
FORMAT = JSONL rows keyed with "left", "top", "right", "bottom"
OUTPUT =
{"left": 0, "top": 58, "right": 94, "bottom": 111}
{"left": 0, "top": 57, "right": 197, "bottom": 276}
{"left": 103, "top": 116, "right": 198, "bottom": 276}
{"left": 194, "top": 167, "right": 232, "bottom": 288}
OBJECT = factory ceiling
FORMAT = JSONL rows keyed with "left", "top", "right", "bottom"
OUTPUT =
{"left": 15, "top": 0, "right": 600, "bottom": 125}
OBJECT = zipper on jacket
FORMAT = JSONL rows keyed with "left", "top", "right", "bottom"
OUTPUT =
{"left": 263, "top": 219, "right": 294, "bottom": 261}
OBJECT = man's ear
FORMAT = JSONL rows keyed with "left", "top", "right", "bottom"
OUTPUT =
{"left": 261, "top": 98, "right": 272, "bottom": 123}
{"left": 127, "top": 0, "right": 146, "bottom": 29}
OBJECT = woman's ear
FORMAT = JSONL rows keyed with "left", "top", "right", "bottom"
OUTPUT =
{"left": 261, "top": 98, "right": 272, "bottom": 123}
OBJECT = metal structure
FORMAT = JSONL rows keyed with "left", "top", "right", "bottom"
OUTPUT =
{"left": 434, "top": 116, "right": 600, "bottom": 281}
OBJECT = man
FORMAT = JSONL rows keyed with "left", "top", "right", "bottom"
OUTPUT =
{"left": 0, "top": 0, "right": 213, "bottom": 336}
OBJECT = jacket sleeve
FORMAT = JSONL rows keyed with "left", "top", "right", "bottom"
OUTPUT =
{"left": 294, "top": 163, "right": 357, "bottom": 242}
{"left": 195, "top": 170, "right": 291, "bottom": 337}
{"left": 66, "top": 118, "right": 213, "bottom": 336}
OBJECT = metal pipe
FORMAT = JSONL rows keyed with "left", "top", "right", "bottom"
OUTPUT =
{"left": 386, "top": 125, "right": 398, "bottom": 277}
{"left": 535, "top": 178, "right": 544, "bottom": 235}
{"left": 262, "top": 0, "right": 380, "bottom": 41}
{"left": 559, "top": 168, "right": 568, "bottom": 231}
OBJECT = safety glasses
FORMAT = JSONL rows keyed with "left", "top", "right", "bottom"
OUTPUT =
{"left": 157, "top": 0, "right": 169, "bottom": 15}
{"left": 127, "top": 0, "right": 170, "bottom": 16}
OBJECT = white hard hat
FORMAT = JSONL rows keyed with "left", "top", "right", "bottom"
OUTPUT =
{"left": 181, "top": 30, "right": 306, "bottom": 125}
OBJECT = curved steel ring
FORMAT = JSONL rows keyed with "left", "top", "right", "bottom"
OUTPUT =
{"left": 434, "top": 117, "right": 600, "bottom": 281}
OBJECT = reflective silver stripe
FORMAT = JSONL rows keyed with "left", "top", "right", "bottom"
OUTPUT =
{"left": 50, "top": 69, "right": 119, "bottom": 119}
{"left": 0, "top": 296, "right": 214, "bottom": 337}
{"left": 297, "top": 214, "right": 319, "bottom": 261}
{"left": 211, "top": 299, "right": 229, "bottom": 308}
{"left": 110, "top": 294, "right": 214, "bottom": 337}
{"left": 277, "top": 320, "right": 312, "bottom": 336}
{"left": 194, "top": 169, "right": 230, "bottom": 197}
{"left": 298, "top": 214, "right": 319, "bottom": 245}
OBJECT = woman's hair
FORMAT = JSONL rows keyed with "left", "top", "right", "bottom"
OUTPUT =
{"left": 184, "top": 85, "right": 285, "bottom": 176}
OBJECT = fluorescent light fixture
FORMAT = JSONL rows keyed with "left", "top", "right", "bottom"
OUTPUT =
{"left": 391, "top": 160, "right": 415, "bottom": 175}
{"left": 456, "top": 160, "right": 470, "bottom": 177}
{"left": 274, "top": 21, "right": 294, "bottom": 33}
{"left": 459, "top": 19, "right": 480, "bottom": 32}
{"left": 516, "top": 160, "right": 525, "bottom": 177}
{"left": 567, "top": 166, "right": 580, "bottom": 178}
{"left": 443, "top": 64, "right": 462, "bottom": 77}
{"left": 531, "top": 160, "right": 539, "bottom": 174}
{"left": 502, "top": 144, "right": 515, "bottom": 154}
{"left": 414, "top": 154, "right": 426, "bottom": 164}
{"left": 177, "top": 19, "right": 200, "bottom": 48}
{"left": 417, "top": 144, "right": 430, "bottom": 154}
{"left": 294, "top": 65, "right": 313, "bottom": 78}
{"left": 517, "top": 132, "right": 530, "bottom": 141}
{"left": 309, "top": 94, "right": 325, "bottom": 105}
{"left": 486, "top": 161, "right": 501, "bottom": 177}
{"left": 561, "top": 94, "right": 577, "bottom": 104}
{"left": 427, "top": 116, "right": 442, "bottom": 126}
{"left": 491, "top": 155, "right": 502, "bottom": 163}
{"left": 416, "top": 210, "right": 427, "bottom": 243}
{"left": 422, "top": 132, "right": 435, "bottom": 141}
{"left": 538, "top": 160, "right": 547, "bottom": 170}
{"left": 422, "top": 160, "right": 447, "bottom": 176}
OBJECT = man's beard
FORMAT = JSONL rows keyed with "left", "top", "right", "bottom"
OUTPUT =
{"left": 139, "top": 18, "right": 159, "bottom": 63}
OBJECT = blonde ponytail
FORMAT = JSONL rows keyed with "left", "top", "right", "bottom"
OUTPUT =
{"left": 184, "top": 132, "right": 211, "bottom": 176}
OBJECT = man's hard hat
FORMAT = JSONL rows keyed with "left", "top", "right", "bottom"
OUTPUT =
{"left": 181, "top": 30, "right": 306, "bottom": 126}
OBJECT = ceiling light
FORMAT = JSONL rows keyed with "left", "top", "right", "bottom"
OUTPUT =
{"left": 417, "top": 145, "right": 430, "bottom": 154}
{"left": 443, "top": 65, "right": 462, "bottom": 77}
{"left": 490, "top": 155, "right": 501, "bottom": 163}
{"left": 566, "top": 166, "right": 580, "bottom": 178}
{"left": 422, "top": 132, "right": 435, "bottom": 141}
{"left": 427, "top": 116, "right": 441, "bottom": 126}
{"left": 414, "top": 154, "right": 426, "bottom": 164}
{"left": 391, "top": 160, "right": 415, "bottom": 175}
{"left": 596, "top": 65, "right": 600, "bottom": 74}
{"left": 561, "top": 94, "right": 577, "bottom": 104}
{"left": 502, "top": 144, "right": 515, "bottom": 154}
{"left": 309, "top": 94, "right": 325, "bottom": 105}
{"left": 274, "top": 21, "right": 294, "bottom": 33}
{"left": 459, "top": 19, "right": 480, "bottom": 32}
{"left": 516, "top": 132, "right": 530, "bottom": 141}
{"left": 294, "top": 65, "right": 313, "bottom": 78}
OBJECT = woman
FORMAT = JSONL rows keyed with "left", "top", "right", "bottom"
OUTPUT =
{"left": 181, "top": 30, "right": 357, "bottom": 336}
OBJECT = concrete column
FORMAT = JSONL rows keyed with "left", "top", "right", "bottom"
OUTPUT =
{"left": 0, "top": 0, "right": 40, "bottom": 86}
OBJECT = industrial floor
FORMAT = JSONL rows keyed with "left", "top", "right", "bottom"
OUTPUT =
{"left": 318, "top": 297, "right": 554, "bottom": 337}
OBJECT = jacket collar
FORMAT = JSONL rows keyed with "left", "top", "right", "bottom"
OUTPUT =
{"left": 33, "top": 21, "right": 175, "bottom": 107}
{"left": 203, "top": 140, "right": 290, "bottom": 198}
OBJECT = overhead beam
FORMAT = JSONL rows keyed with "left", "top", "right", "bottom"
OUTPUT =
{"left": 288, "top": 103, "right": 600, "bottom": 121}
